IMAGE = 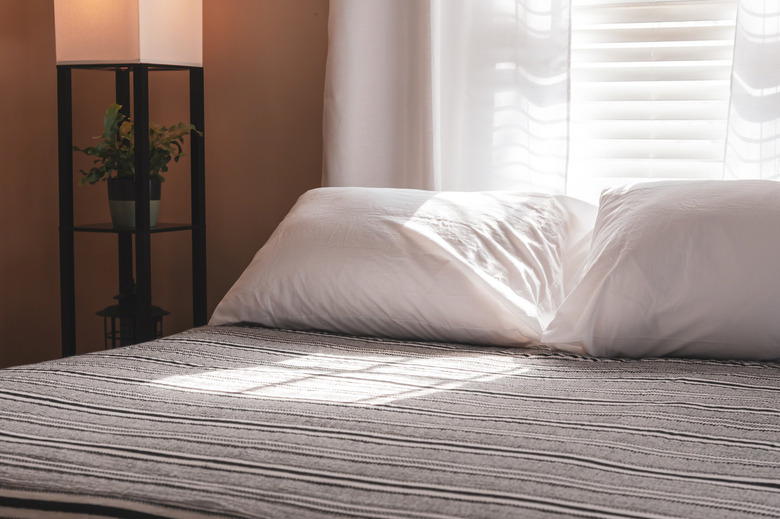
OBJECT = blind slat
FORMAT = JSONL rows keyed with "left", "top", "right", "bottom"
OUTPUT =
{"left": 570, "top": 120, "right": 728, "bottom": 140}
{"left": 573, "top": 45, "right": 735, "bottom": 62}
{"left": 573, "top": 80, "right": 731, "bottom": 100}
{"left": 571, "top": 139, "right": 725, "bottom": 159}
{"left": 571, "top": 63, "right": 732, "bottom": 82}
{"left": 572, "top": 101, "right": 729, "bottom": 120}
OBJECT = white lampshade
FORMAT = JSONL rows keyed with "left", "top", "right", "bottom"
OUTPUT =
{"left": 54, "top": 0, "right": 202, "bottom": 66}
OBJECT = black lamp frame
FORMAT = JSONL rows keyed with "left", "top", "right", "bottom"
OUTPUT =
{"left": 57, "top": 63, "right": 206, "bottom": 357}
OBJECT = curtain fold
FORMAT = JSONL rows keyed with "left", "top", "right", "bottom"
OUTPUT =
{"left": 323, "top": 1, "right": 435, "bottom": 189}
{"left": 725, "top": 0, "right": 780, "bottom": 180}
{"left": 323, "top": 0, "right": 571, "bottom": 193}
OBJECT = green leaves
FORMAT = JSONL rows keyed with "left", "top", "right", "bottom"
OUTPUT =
{"left": 148, "top": 121, "right": 201, "bottom": 182}
{"left": 73, "top": 103, "right": 202, "bottom": 185}
{"left": 102, "top": 103, "right": 124, "bottom": 142}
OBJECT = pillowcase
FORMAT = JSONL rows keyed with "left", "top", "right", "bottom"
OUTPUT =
{"left": 211, "top": 187, "right": 596, "bottom": 346}
{"left": 543, "top": 180, "right": 780, "bottom": 360}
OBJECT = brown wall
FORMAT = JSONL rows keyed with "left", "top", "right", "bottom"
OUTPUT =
{"left": 0, "top": 0, "right": 328, "bottom": 368}
{"left": 0, "top": 1, "right": 60, "bottom": 367}
{"left": 204, "top": 0, "right": 329, "bottom": 315}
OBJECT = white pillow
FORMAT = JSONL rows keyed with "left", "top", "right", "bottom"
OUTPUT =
{"left": 211, "top": 187, "right": 596, "bottom": 346}
{"left": 543, "top": 180, "right": 780, "bottom": 360}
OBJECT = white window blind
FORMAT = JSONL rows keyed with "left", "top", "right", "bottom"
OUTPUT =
{"left": 567, "top": 0, "right": 739, "bottom": 201}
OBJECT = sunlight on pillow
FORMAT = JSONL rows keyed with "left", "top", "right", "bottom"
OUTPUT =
{"left": 211, "top": 187, "right": 596, "bottom": 346}
{"left": 543, "top": 180, "right": 780, "bottom": 360}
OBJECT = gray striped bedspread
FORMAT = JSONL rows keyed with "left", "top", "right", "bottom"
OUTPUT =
{"left": 0, "top": 325, "right": 778, "bottom": 518}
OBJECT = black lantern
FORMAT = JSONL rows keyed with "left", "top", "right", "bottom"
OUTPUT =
{"left": 97, "top": 292, "right": 169, "bottom": 349}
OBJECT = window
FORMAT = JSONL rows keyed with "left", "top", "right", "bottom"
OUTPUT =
{"left": 567, "top": 0, "right": 739, "bottom": 201}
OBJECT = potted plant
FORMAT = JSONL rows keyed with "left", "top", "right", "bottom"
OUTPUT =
{"left": 74, "top": 103, "right": 202, "bottom": 229}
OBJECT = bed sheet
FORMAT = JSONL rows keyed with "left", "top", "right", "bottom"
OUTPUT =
{"left": 0, "top": 325, "right": 778, "bottom": 518}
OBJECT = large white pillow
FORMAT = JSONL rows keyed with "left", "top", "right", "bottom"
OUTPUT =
{"left": 543, "top": 180, "right": 780, "bottom": 360}
{"left": 211, "top": 187, "right": 596, "bottom": 346}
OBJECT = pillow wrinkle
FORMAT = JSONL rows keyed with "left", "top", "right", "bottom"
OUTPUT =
{"left": 394, "top": 217, "right": 542, "bottom": 326}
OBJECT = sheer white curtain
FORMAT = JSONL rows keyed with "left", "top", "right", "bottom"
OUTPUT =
{"left": 725, "top": 0, "right": 780, "bottom": 180}
{"left": 323, "top": 0, "right": 780, "bottom": 194}
{"left": 323, "top": 0, "right": 571, "bottom": 193}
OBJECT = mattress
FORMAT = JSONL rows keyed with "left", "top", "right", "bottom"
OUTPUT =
{"left": 0, "top": 325, "right": 778, "bottom": 518}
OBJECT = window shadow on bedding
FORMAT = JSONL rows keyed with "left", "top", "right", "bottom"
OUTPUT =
{"left": 148, "top": 353, "right": 529, "bottom": 405}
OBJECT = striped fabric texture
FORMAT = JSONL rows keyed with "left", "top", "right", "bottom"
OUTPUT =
{"left": 0, "top": 325, "right": 778, "bottom": 518}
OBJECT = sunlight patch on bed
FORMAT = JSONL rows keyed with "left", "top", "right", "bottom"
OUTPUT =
{"left": 149, "top": 354, "right": 528, "bottom": 405}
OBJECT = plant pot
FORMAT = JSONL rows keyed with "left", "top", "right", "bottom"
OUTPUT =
{"left": 107, "top": 177, "right": 161, "bottom": 229}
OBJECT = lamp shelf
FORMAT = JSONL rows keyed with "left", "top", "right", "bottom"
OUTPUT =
{"left": 57, "top": 63, "right": 206, "bottom": 358}
{"left": 57, "top": 63, "right": 196, "bottom": 72}
{"left": 67, "top": 223, "right": 197, "bottom": 234}
{"left": 55, "top": 0, "right": 205, "bottom": 357}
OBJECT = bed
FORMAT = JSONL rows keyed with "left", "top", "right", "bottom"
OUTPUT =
{"left": 1, "top": 181, "right": 779, "bottom": 517}
{"left": 1, "top": 324, "right": 779, "bottom": 518}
